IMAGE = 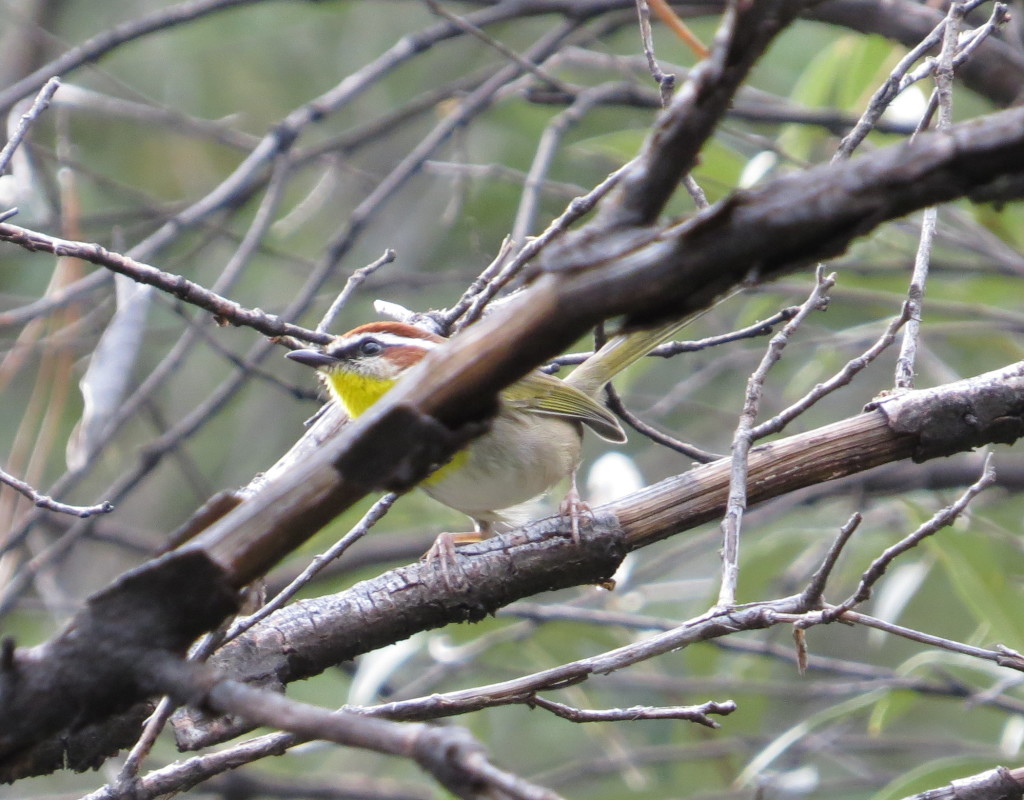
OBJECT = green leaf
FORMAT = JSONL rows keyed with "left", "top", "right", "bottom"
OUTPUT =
{"left": 870, "top": 756, "right": 998, "bottom": 800}
{"left": 927, "top": 527, "right": 1024, "bottom": 650}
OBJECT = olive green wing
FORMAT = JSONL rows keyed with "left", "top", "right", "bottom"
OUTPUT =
{"left": 502, "top": 371, "right": 626, "bottom": 443}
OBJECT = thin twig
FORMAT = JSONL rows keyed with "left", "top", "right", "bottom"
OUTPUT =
{"left": 551, "top": 306, "right": 800, "bottom": 368}
{"left": 894, "top": 0, "right": 963, "bottom": 389}
{"left": 224, "top": 493, "right": 399, "bottom": 643}
{"left": 819, "top": 609, "right": 1024, "bottom": 672}
{"left": 529, "top": 695, "right": 735, "bottom": 728}
{"left": 898, "top": 2, "right": 1007, "bottom": 119}
{"left": 828, "top": 453, "right": 996, "bottom": 617}
{"left": 503, "top": 600, "right": 1024, "bottom": 700}
{"left": 717, "top": 269, "right": 835, "bottom": 607}
{"left": 366, "top": 602, "right": 810, "bottom": 724}
{"left": 603, "top": 385, "right": 721, "bottom": 462}
{"left": 547, "top": 307, "right": 806, "bottom": 470}
{"left": 423, "top": 0, "right": 568, "bottom": 92}
{"left": 0, "top": 222, "right": 331, "bottom": 346}
{"left": 634, "top": 0, "right": 675, "bottom": 106}
{"left": 752, "top": 303, "right": 912, "bottom": 440}
{"left": 801, "top": 512, "right": 863, "bottom": 607}
{"left": 316, "top": 250, "right": 396, "bottom": 334}
{"left": 833, "top": 0, "right": 988, "bottom": 161}
{"left": 0, "top": 466, "right": 113, "bottom": 518}
{"left": 113, "top": 696, "right": 177, "bottom": 788}
{"left": 0, "top": 77, "right": 61, "bottom": 176}
{"left": 438, "top": 236, "right": 515, "bottom": 332}
{"left": 449, "top": 161, "right": 630, "bottom": 331}
{"left": 512, "top": 83, "right": 634, "bottom": 243}
{"left": 681, "top": 173, "right": 709, "bottom": 209}
{"left": 203, "top": 678, "right": 566, "bottom": 800}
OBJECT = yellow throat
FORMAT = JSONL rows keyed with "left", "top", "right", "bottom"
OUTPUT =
{"left": 322, "top": 367, "right": 466, "bottom": 486}
{"left": 322, "top": 370, "right": 395, "bottom": 418}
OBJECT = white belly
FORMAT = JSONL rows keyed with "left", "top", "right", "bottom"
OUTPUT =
{"left": 421, "top": 409, "right": 582, "bottom": 526}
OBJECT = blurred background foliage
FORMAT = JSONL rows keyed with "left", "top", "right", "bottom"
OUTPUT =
{"left": 1, "top": 0, "right": 1023, "bottom": 798}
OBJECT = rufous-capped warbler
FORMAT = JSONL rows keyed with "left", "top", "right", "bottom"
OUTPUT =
{"left": 286, "top": 317, "right": 694, "bottom": 563}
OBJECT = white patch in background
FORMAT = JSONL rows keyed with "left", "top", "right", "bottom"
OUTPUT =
{"left": 881, "top": 85, "right": 929, "bottom": 128}
{"left": 587, "top": 452, "right": 644, "bottom": 588}
{"left": 1000, "top": 715, "right": 1024, "bottom": 757}
{"left": 739, "top": 150, "right": 778, "bottom": 189}
{"left": 586, "top": 451, "right": 644, "bottom": 505}
{"left": 67, "top": 275, "right": 152, "bottom": 470}
{"left": 348, "top": 635, "right": 424, "bottom": 706}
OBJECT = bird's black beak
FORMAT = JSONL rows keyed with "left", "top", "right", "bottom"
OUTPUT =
{"left": 286, "top": 349, "right": 338, "bottom": 369}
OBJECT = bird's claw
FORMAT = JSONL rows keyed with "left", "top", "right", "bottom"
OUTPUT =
{"left": 424, "top": 531, "right": 482, "bottom": 590}
{"left": 559, "top": 474, "right": 594, "bottom": 545}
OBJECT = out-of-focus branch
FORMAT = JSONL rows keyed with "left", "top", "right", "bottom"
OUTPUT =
{"left": 0, "top": 466, "right": 113, "bottom": 518}
{"left": 892, "top": 766, "right": 1024, "bottom": 800}
{"left": 0, "top": 223, "right": 330, "bottom": 346}
{"left": 601, "top": 0, "right": 811, "bottom": 228}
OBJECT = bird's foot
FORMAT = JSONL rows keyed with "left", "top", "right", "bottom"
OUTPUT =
{"left": 559, "top": 474, "right": 594, "bottom": 545}
{"left": 423, "top": 530, "right": 483, "bottom": 589}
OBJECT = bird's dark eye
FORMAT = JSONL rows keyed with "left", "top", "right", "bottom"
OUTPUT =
{"left": 358, "top": 338, "right": 383, "bottom": 357}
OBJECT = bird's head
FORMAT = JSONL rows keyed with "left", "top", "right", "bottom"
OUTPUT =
{"left": 286, "top": 321, "right": 444, "bottom": 417}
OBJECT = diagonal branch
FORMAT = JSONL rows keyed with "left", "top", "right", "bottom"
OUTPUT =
{"left": 158, "top": 359, "right": 1024, "bottom": 751}
{"left": 602, "top": 0, "right": 813, "bottom": 227}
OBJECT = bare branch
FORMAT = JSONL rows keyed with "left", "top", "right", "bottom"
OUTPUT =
{"left": 633, "top": 0, "right": 675, "bottom": 107}
{"left": 0, "top": 77, "right": 60, "bottom": 176}
{"left": 552, "top": 306, "right": 801, "bottom": 368}
{"left": 829, "top": 453, "right": 996, "bottom": 616}
{"left": 833, "top": 0, "right": 991, "bottom": 160}
{"left": 801, "top": 512, "right": 863, "bottom": 607}
{"left": 0, "top": 223, "right": 330, "bottom": 345}
{"left": 0, "top": 466, "right": 113, "bottom": 518}
{"left": 223, "top": 492, "right": 399, "bottom": 643}
{"left": 423, "top": 0, "right": 568, "bottom": 92}
{"left": 718, "top": 270, "right": 834, "bottom": 606}
{"left": 205, "top": 678, "right": 565, "bottom": 800}
{"left": 603, "top": 0, "right": 808, "bottom": 228}
{"left": 603, "top": 384, "right": 721, "bottom": 462}
{"left": 894, "top": 1, "right": 963, "bottom": 388}
{"left": 828, "top": 610, "right": 1024, "bottom": 672}
{"left": 448, "top": 162, "right": 629, "bottom": 331}
{"left": 512, "top": 83, "right": 633, "bottom": 243}
{"left": 752, "top": 302, "right": 912, "bottom": 440}
{"left": 893, "top": 766, "right": 1024, "bottom": 800}
{"left": 316, "top": 249, "right": 397, "bottom": 335}
{"left": 529, "top": 695, "right": 736, "bottom": 728}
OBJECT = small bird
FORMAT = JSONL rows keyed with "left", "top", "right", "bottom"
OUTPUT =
{"left": 286, "top": 317, "right": 694, "bottom": 571}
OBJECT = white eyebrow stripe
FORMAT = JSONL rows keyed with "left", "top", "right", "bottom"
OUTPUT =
{"left": 341, "top": 331, "right": 442, "bottom": 349}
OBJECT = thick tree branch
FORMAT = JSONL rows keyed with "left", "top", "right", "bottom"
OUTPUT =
{"left": 167, "top": 103, "right": 1024, "bottom": 593}
{"left": 892, "top": 765, "right": 1024, "bottom": 800}
{"left": 602, "top": 0, "right": 812, "bottom": 227}
{"left": 9, "top": 357, "right": 1022, "bottom": 769}
{"left": 160, "top": 360, "right": 1024, "bottom": 749}
{"left": 3, "top": 22, "right": 1024, "bottom": 777}
{"left": 0, "top": 551, "right": 239, "bottom": 773}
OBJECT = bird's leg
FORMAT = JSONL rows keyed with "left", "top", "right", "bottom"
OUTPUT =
{"left": 424, "top": 522, "right": 488, "bottom": 588}
{"left": 559, "top": 472, "right": 593, "bottom": 545}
